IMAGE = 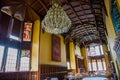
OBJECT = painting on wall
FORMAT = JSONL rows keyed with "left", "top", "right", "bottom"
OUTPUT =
{"left": 52, "top": 35, "right": 61, "bottom": 62}
{"left": 23, "top": 22, "right": 32, "bottom": 41}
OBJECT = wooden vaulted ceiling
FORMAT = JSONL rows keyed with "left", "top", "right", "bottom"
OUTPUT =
{"left": 1, "top": 0, "right": 107, "bottom": 47}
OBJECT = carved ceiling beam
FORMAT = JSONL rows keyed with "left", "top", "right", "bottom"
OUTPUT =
{"left": 64, "top": 0, "right": 82, "bottom": 43}
{"left": 66, "top": 0, "right": 94, "bottom": 41}
{"left": 74, "top": 36, "right": 96, "bottom": 43}
{"left": 99, "top": 3, "right": 107, "bottom": 39}
{"left": 65, "top": 7, "right": 91, "bottom": 13}
{"left": 65, "top": 0, "right": 82, "bottom": 24}
{"left": 30, "top": 0, "right": 37, "bottom": 7}
{"left": 79, "top": 1, "right": 99, "bottom": 40}
{"left": 71, "top": 25, "right": 97, "bottom": 33}
{"left": 38, "top": 7, "right": 44, "bottom": 12}
{"left": 84, "top": 39, "right": 101, "bottom": 45}
{"left": 38, "top": 0, "right": 48, "bottom": 12}
{"left": 88, "top": 0, "right": 102, "bottom": 42}
{"left": 1, "top": 1, "right": 21, "bottom": 7}
{"left": 72, "top": 33, "right": 98, "bottom": 40}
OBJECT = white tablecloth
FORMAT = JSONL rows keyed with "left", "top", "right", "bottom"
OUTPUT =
{"left": 82, "top": 77, "right": 108, "bottom": 80}
{"left": 50, "top": 77, "right": 58, "bottom": 80}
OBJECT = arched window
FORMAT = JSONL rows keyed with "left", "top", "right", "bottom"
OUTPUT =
{"left": 88, "top": 45, "right": 104, "bottom": 56}
{"left": 0, "top": 11, "right": 32, "bottom": 72}
{"left": 87, "top": 45, "right": 106, "bottom": 71}
{"left": 20, "top": 50, "right": 30, "bottom": 71}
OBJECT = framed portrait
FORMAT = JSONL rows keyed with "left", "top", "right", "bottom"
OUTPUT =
{"left": 23, "top": 22, "right": 32, "bottom": 41}
{"left": 52, "top": 35, "right": 61, "bottom": 62}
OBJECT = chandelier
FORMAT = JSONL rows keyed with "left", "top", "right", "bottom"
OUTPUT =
{"left": 42, "top": 0, "right": 71, "bottom": 34}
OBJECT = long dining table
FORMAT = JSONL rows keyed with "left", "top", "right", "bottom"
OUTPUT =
{"left": 82, "top": 77, "right": 108, "bottom": 80}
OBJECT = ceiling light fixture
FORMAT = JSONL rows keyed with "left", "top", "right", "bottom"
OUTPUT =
{"left": 42, "top": 0, "right": 71, "bottom": 34}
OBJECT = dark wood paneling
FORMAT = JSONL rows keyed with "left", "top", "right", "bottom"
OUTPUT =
{"left": 0, "top": 12, "right": 11, "bottom": 37}
{"left": 0, "top": 71, "right": 37, "bottom": 80}
{"left": 21, "top": 42, "right": 32, "bottom": 50}
{"left": 66, "top": 42, "right": 70, "bottom": 61}
{"left": 12, "top": 18, "right": 21, "bottom": 37}
{"left": 40, "top": 64, "right": 67, "bottom": 80}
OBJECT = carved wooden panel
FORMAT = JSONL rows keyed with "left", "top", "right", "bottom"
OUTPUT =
{"left": 40, "top": 64, "right": 67, "bottom": 80}
{"left": 0, "top": 71, "right": 37, "bottom": 80}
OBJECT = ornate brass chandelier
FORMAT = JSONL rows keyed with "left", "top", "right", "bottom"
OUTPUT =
{"left": 42, "top": 0, "right": 71, "bottom": 34}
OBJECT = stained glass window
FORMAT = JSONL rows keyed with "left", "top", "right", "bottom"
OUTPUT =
{"left": 95, "top": 46, "right": 101, "bottom": 55}
{"left": 23, "top": 22, "right": 32, "bottom": 41}
{"left": 90, "top": 47, "right": 96, "bottom": 56}
{"left": 88, "top": 45, "right": 104, "bottom": 56}
{"left": 0, "top": 12, "right": 32, "bottom": 72}
{"left": 87, "top": 45, "right": 106, "bottom": 71}
{"left": 20, "top": 50, "right": 30, "bottom": 71}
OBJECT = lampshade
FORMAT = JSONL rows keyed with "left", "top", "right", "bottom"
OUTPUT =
{"left": 42, "top": 0, "right": 71, "bottom": 34}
